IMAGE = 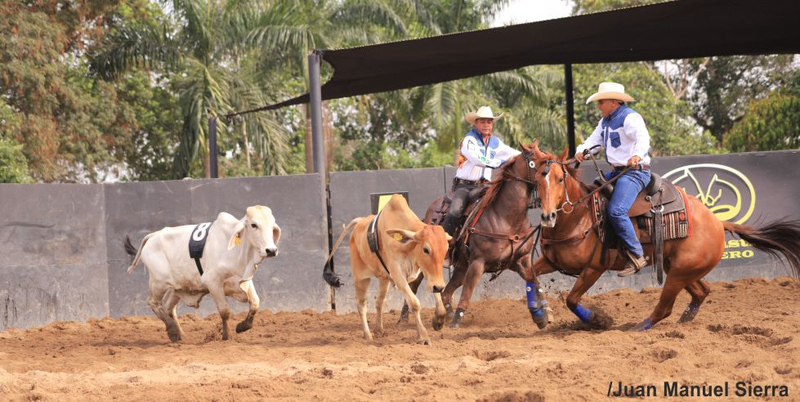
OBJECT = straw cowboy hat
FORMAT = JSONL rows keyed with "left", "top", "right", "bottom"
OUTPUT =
{"left": 585, "top": 82, "right": 635, "bottom": 104}
{"left": 465, "top": 106, "right": 503, "bottom": 125}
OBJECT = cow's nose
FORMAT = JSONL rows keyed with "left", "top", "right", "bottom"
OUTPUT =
{"left": 432, "top": 285, "right": 444, "bottom": 293}
{"left": 265, "top": 247, "right": 278, "bottom": 257}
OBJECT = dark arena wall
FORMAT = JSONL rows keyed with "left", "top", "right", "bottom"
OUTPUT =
{"left": 0, "top": 150, "right": 797, "bottom": 328}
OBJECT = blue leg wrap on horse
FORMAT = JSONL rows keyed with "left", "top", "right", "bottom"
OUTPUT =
{"left": 570, "top": 304, "right": 592, "bottom": 323}
{"left": 638, "top": 318, "right": 653, "bottom": 331}
{"left": 525, "top": 283, "right": 538, "bottom": 308}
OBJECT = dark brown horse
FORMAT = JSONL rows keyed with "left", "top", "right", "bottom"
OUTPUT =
{"left": 405, "top": 142, "right": 551, "bottom": 329}
{"left": 530, "top": 143, "right": 800, "bottom": 330}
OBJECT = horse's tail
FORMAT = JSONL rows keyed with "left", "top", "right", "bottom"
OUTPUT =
{"left": 124, "top": 233, "right": 156, "bottom": 274}
{"left": 322, "top": 217, "right": 364, "bottom": 287}
{"left": 723, "top": 219, "right": 800, "bottom": 279}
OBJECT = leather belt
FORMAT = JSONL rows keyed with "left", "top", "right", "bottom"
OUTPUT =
{"left": 614, "top": 164, "right": 650, "bottom": 171}
{"left": 454, "top": 178, "right": 485, "bottom": 186}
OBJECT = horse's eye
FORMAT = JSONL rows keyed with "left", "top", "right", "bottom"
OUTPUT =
{"left": 423, "top": 247, "right": 431, "bottom": 255}
{"left": 250, "top": 223, "right": 258, "bottom": 228}
{"left": 558, "top": 177, "right": 564, "bottom": 183}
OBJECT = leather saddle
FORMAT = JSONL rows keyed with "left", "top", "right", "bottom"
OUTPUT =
{"left": 592, "top": 172, "right": 685, "bottom": 218}
{"left": 428, "top": 186, "right": 487, "bottom": 226}
{"left": 592, "top": 172, "right": 690, "bottom": 284}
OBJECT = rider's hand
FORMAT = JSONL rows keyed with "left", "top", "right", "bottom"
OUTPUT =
{"left": 575, "top": 149, "right": 589, "bottom": 162}
{"left": 627, "top": 155, "right": 641, "bottom": 167}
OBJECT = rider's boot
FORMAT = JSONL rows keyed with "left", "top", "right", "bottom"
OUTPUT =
{"left": 618, "top": 249, "right": 648, "bottom": 277}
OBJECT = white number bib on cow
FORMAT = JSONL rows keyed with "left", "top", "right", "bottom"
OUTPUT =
{"left": 189, "top": 222, "right": 213, "bottom": 275}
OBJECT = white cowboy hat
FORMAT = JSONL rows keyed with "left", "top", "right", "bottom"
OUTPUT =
{"left": 465, "top": 106, "right": 503, "bottom": 125}
{"left": 585, "top": 82, "right": 635, "bottom": 104}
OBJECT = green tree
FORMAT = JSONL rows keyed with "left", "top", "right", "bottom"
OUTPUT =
{"left": 0, "top": 0, "right": 146, "bottom": 182}
{"left": 690, "top": 55, "right": 796, "bottom": 145}
{"left": 572, "top": 0, "right": 798, "bottom": 149}
{"left": 330, "top": 0, "right": 563, "bottom": 171}
{"left": 0, "top": 99, "right": 31, "bottom": 183}
{"left": 724, "top": 94, "right": 800, "bottom": 152}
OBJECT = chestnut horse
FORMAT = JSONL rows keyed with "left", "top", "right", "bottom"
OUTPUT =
{"left": 404, "top": 143, "right": 551, "bottom": 329}
{"left": 530, "top": 143, "right": 800, "bottom": 331}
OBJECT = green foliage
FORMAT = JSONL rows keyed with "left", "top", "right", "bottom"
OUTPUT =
{"left": 113, "top": 71, "right": 182, "bottom": 181}
{"left": 4, "top": 0, "right": 798, "bottom": 182}
{"left": 725, "top": 94, "right": 800, "bottom": 152}
{"left": 0, "top": 137, "right": 31, "bottom": 183}
{"left": 690, "top": 55, "right": 797, "bottom": 144}
{"left": 0, "top": 100, "right": 31, "bottom": 183}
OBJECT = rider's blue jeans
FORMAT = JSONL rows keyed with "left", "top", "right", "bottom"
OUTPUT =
{"left": 603, "top": 169, "right": 652, "bottom": 257}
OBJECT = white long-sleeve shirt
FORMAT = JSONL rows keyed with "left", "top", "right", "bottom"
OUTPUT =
{"left": 456, "top": 128, "right": 521, "bottom": 181}
{"left": 576, "top": 105, "right": 651, "bottom": 167}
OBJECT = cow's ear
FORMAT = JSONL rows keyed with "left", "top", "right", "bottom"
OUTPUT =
{"left": 445, "top": 233, "right": 453, "bottom": 243}
{"left": 385, "top": 229, "right": 417, "bottom": 244}
{"left": 228, "top": 220, "right": 246, "bottom": 250}
{"left": 272, "top": 223, "right": 281, "bottom": 245}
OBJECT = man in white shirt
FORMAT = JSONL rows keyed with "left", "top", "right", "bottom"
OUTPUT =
{"left": 441, "top": 106, "right": 520, "bottom": 238}
{"left": 575, "top": 82, "right": 652, "bottom": 277}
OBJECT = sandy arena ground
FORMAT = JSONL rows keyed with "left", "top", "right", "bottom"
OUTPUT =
{"left": 0, "top": 277, "right": 798, "bottom": 401}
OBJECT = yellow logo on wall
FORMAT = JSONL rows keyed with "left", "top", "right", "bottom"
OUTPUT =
{"left": 662, "top": 163, "right": 756, "bottom": 224}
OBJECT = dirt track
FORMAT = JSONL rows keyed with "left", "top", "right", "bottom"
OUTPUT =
{"left": 1, "top": 277, "right": 798, "bottom": 401}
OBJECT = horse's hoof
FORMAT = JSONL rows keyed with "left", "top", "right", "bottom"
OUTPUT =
{"left": 630, "top": 318, "right": 653, "bottom": 332}
{"left": 588, "top": 311, "right": 614, "bottom": 330}
{"left": 678, "top": 304, "right": 700, "bottom": 323}
{"left": 530, "top": 308, "right": 548, "bottom": 329}
{"left": 448, "top": 321, "right": 460, "bottom": 329}
{"left": 398, "top": 305, "right": 410, "bottom": 323}
{"left": 417, "top": 338, "right": 432, "bottom": 346}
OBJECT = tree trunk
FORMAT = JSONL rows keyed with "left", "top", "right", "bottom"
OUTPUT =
{"left": 242, "top": 120, "right": 251, "bottom": 171}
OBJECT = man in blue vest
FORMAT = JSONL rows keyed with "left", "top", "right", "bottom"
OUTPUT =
{"left": 441, "top": 106, "right": 520, "bottom": 243}
{"left": 575, "top": 82, "right": 652, "bottom": 277}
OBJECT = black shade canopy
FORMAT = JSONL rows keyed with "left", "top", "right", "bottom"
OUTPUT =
{"left": 252, "top": 0, "right": 799, "bottom": 113}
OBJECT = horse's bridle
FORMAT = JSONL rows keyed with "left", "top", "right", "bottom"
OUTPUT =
{"left": 504, "top": 150, "right": 541, "bottom": 209}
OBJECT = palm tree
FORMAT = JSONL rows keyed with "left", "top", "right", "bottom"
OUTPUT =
{"left": 332, "top": 0, "right": 564, "bottom": 168}
{"left": 92, "top": 0, "right": 412, "bottom": 178}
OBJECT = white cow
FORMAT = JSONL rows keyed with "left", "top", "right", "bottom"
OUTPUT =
{"left": 124, "top": 205, "right": 280, "bottom": 342}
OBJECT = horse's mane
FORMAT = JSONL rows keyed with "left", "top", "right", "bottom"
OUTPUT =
{"left": 480, "top": 154, "right": 525, "bottom": 208}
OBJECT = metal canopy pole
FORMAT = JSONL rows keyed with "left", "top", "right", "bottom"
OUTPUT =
{"left": 309, "top": 50, "right": 341, "bottom": 300}
{"left": 565, "top": 63, "right": 576, "bottom": 157}
{"left": 209, "top": 116, "right": 219, "bottom": 178}
{"left": 309, "top": 51, "right": 325, "bottom": 177}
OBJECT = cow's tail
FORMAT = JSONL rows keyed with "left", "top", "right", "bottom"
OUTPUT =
{"left": 723, "top": 219, "right": 800, "bottom": 279}
{"left": 124, "top": 233, "right": 155, "bottom": 274}
{"left": 323, "top": 217, "right": 364, "bottom": 287}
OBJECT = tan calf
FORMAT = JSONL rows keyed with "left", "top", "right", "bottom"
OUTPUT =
{"left": 327, "top": 194, "right": 450, "bottom": 345}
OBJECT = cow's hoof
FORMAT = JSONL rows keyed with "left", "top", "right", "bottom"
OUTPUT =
{"left": 432, "top": 320, "right": 444, "bottom": 331}
{"left": 167, "top": 327, "right": 182, "bottom": 342}
{"left": 235, "top": 322, "right": 252, "bottom": 333}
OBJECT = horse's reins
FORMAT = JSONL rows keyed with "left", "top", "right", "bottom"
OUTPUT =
{"left": 540, "top": 151, "right": 633, "bottom": 246}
